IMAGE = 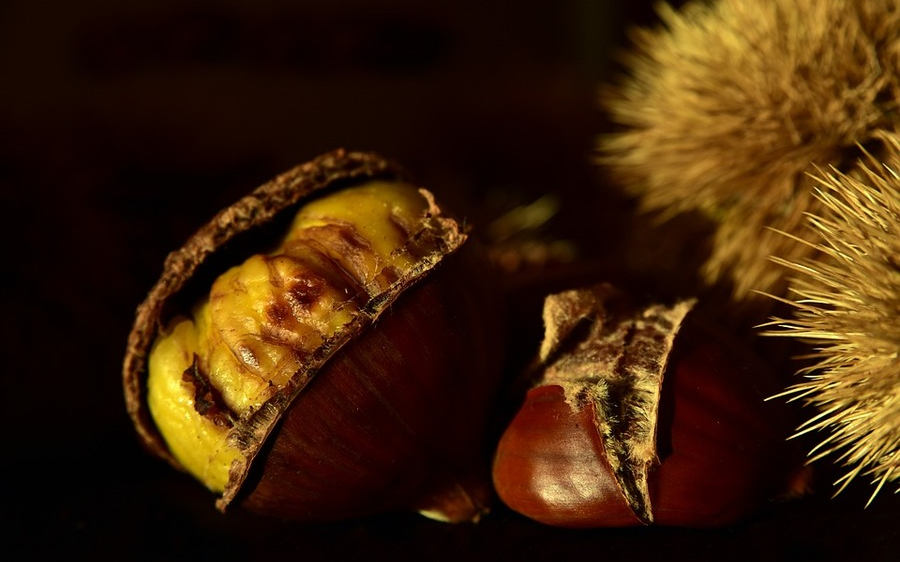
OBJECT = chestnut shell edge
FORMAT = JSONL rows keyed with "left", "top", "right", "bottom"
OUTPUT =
{"left": 121, "top": 149, "right": 468, "bottom": 510}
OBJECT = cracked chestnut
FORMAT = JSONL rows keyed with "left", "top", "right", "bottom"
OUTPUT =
{"left": 123, "top": 150, "right": 505, "bottom": 523}
{"left": 492, "top": 284, "right": 807, "bottom": 527}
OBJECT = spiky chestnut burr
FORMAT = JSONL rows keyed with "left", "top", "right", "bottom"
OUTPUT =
{"left": 763, "top": 132, "right": 900, "bottom": 502}
{"left": 597, "top": 0, "right": 900, "bottom": 327}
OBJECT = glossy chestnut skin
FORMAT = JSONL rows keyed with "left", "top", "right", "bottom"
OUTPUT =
{"left": 492, "top": 318, "right": 805, "bottom": 528}
{"left": 494, "top": 384, "right": 639, "bottom": 526}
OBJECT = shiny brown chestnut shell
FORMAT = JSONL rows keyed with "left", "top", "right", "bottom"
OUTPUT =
{"left": 492, "top": 285, "right": 806, "bottom": 527}
{"left": 123, "top": 150, "right": 505, "bottom": 522}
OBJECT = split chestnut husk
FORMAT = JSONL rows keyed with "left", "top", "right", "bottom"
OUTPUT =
{"left": 123, "top": 150, "right": 505, "bottom": 523}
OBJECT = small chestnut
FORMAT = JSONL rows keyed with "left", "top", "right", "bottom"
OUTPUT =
{"left": 123, "top": 151, "right": 505, "bottom": 523}
{"left": 492, "top": 284, "right": 806, "bottom": 527}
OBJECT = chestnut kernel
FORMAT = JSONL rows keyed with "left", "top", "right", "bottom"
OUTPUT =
{"left": 123, "top": 150, "right": 505, "bottom": 523}
{"left": 492, "top": 284, "right": 806, "bottom": 527}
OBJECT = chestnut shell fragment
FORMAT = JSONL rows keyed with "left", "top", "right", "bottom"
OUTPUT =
{"left": 123, "top": 150, "right": 505, "bottom": 522}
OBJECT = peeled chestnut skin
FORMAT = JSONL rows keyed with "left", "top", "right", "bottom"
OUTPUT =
{"left": 492, "top": 317, "right": 804, "bottom": 528}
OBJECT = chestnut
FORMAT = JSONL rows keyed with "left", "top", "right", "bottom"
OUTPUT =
{"left": 492, "top": 284, "right": 806, "bottom": 527}
{"left": 123, "top": 150, "right": 505, "bottom": 523}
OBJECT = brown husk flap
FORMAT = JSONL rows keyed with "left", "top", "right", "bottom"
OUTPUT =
{"left": 535, "top": 283, "right": 694, "bottom": 524}
{"left": 122, "top": 150, "right": 468, "bottom": 508}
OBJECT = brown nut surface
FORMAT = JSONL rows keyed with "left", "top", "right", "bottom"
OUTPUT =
{"left": 123, "top": 150, "right": 506, "bottom": 522}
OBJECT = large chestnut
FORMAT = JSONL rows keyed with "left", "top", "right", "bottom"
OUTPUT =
{"left": 492, "top": 284, "right": 807, "bottom": 527}
{"left": 123, "top": 151, "right": 505, "bottom": 523}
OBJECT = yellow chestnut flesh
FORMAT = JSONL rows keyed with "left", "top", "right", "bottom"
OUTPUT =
{"left": 146, "top": 181, "right": 434, "bottom": 493}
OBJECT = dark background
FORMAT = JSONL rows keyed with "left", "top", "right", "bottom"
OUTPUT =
{"left": 2, "top": 0, "right": 897, "bottom": 560}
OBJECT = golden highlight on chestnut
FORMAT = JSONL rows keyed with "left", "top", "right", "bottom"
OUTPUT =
{"left": 123, "top": 151, "right": 505, "bottom": 523}
{"left": 492, "top": 284, "right": 807, "bottom": 527}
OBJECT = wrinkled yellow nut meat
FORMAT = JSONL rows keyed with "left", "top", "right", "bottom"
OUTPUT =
{"left": 147, "top": 180, "right": 436, "bottom": 492}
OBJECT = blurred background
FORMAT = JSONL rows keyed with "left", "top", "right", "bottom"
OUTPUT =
{"left": 2, "top": 0, "right": 897, "bottom": 559}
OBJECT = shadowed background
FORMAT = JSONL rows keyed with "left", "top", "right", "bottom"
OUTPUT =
{"left": 2, "top": 0, "right": 897, "bottom": 560}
